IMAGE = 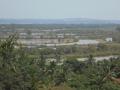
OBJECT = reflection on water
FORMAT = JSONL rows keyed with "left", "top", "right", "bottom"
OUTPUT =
{"left": 77, "top": 40, "right": 99, "bottom": 45}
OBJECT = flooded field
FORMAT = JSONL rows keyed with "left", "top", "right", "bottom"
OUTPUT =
{"left": 77, "top": 55, "right": 119, "bottom": 62}
{"left": 18, "top": 39, "right": 100, "bottom": 47}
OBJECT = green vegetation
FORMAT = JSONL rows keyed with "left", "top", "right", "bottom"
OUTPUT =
{"left": 0, "top": 36, "right": 120, "bottom": 90}
{"left": 0, "top": 23, "right": 120, "bottom": 90}
{"left": 0, "top": 24, "right": 120, "bottom": 40}
{"left": 28, "top": 43, "right": 120, "bottom": 60}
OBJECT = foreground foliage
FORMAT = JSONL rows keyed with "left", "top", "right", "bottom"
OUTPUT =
{"left": 0, "top": 36, "right": 120, "bottom": 90}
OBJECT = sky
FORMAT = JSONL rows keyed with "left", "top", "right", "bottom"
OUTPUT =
{"left": 0, "top": 0, "right": 120, "bottom": 20}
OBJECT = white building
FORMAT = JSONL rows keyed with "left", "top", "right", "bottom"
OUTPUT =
{"left": 57, "top": 34, "right": 64, "bottom": 38}
{"left": 106, "top": 38, "right": 113, "bottom": 42}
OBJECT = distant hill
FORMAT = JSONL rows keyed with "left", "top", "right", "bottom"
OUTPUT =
{"left": 0, "top": 18, "right": 120, "bottom": 24}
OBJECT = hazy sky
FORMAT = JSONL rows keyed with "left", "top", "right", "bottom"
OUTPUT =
{"left": 0, "top": 0, "right": 120, "bottom": 20}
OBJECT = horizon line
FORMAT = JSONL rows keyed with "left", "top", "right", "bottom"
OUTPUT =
{"left": 0, "top": 18, "right": 120, "bottom": 21}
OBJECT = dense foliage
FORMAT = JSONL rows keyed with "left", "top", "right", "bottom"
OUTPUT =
{"left": 0, "top": 36, "right": 120, "bottom": 90}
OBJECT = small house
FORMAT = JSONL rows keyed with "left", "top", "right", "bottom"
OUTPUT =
{"left": 106, "top": 38, "right": 113, "bottom": 42}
